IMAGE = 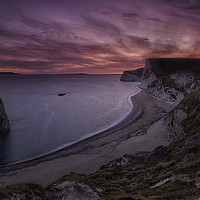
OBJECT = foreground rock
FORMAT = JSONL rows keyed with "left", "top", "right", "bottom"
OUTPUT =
{"left": 141, "top": 58, "right": 200, "bottom": 103}
{"left": 120, "top": 68, "right": 143, "bottom": 82}
{"left": 0, "top": 174, "right": 101, "bottom": 200}
{"left": 46, "top": 173, "right": 101, "bottom": 200}
{"left": 0, "top": 99, "right": 10, "bottom": 134}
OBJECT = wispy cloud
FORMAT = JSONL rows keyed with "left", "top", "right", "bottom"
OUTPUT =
{"left": 0, "top": 0, "right": 199, "bottom": 73}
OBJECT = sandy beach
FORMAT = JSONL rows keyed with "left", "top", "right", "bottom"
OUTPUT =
{"left": 0, "top": 90, "right": 174, "bottom": 187}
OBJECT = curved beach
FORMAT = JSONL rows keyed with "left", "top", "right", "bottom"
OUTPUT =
{"left": 0, "top": 90, "right": 173, "bottom": 187}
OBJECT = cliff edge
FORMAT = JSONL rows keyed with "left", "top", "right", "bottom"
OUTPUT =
{"left": 120, "top": 68, "right": 143, "bottom": 82}
{"left": 141, "top": 58, "right": 200, "bottom": 103}
{"left": 0, "top": 99, "right": 10, "bottom": 134}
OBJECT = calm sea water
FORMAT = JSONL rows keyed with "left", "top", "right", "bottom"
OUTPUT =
{"left": 0, "top": 74, "right": 140, "bottom": 165}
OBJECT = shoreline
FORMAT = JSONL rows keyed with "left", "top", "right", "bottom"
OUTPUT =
{"left": 34, "top": 85, "right": 142, "bottom": 162}
{"left": 0, "top": 82, "right": 141, "bottom": 166}
{"left": 0, "top": 86, "right": 142, "bottom": 169}
{"left": 0, "top": 90, "right": 174, "bottom": 187}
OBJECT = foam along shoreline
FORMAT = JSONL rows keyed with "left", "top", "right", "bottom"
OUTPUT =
{"left": 0, "top": 90, "right": 173, "bottom": 187}
{"left": 0, "top": 85, "right": 141, "bottom": 167}
{"left": 47, "top": 85, "right": 142, "bottom": 156}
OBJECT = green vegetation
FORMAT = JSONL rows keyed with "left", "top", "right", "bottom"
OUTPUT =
{"left": 0, "top": 182, "right": 48, "bottom": 199}
{"left": 178, "top": 87, "right": 200, "bottom": 134}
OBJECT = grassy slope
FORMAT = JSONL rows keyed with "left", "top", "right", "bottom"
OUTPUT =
{"left": 0, "top": 183, "right": 48, "bottom": 199}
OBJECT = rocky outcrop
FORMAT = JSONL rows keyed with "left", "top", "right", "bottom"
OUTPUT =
{"left": 120, "top": 68, "right": 143, "bottom": 82}
{"left": 0, "top": 174, "right": 101, "bottom": 200}
{"left": 141, "top": 58, "right": 200, "bottom": 88}
{"left": 47, "top": 179, "right": 101, "bottom": 200}
{"left": 141, "top": 58, "right": 200, "bottom": 103}
{"left": 145, "top": 73, "right": 200, "bottom": 104}
{"left": 0, "top": 98, "right": 10, "bottom": 134}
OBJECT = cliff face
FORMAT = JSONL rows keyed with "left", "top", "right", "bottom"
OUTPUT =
{"left": 120, "top": 68, "right": 143, "bottom": 82}
{"left": 0, "top": 98, "right": 10, "bottom": 134}
{"left": 140, "top": 59, "right": 157, "bottom": 88}
{"left": 145, "top": 73, "right": 200, "bottom": 103}
{"left": 141, "top": 58, "right": 200, "bottom": 85}
{"left": 141, "top": 58, "right": 200, "bottom": 103}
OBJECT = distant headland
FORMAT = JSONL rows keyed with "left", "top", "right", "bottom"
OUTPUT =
{"left": 0, "top": 72, "right": 19, "bottom": 75}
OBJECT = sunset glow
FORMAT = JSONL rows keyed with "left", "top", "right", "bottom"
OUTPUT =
{"left": 0, "top": 0, "right": 200, "bottom": 74}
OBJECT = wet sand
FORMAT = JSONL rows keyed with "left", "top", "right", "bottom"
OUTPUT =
{"left": 0, "top": 90, "right": 174, "bottom": 187}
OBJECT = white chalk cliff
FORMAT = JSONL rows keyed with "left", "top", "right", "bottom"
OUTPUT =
{"left": 140, "top": 58, "right": 200, "bottom": 104}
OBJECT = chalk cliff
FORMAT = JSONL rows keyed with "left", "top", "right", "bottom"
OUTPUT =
{"left": 141, "top": 58, "right": 200, "bottom": 103}
{"left": 120, "top": 68, "right": 143, "bottom": 82}
{"left": 0, "top": 98, "right": 10, "bottom": 134}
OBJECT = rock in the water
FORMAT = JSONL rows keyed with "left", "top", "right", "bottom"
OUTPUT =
{"left": 58, "top": 93, "right": 66, "bottom": 96}
{"left": 120, "top": 68, "right": 143, "bottom": 82}
{"left": 0, "top": 98, "right": 10, "bottom": 134}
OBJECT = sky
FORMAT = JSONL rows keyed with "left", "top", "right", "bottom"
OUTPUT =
{"left": 0, "top": 0, "right": 200, "bottom": 74}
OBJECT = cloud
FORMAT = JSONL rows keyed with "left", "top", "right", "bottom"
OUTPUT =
{"left": 0, "top": 0, "right": 200, "bottom": 74}
{"left": 166, "top": 0, "right": 200, "bottom": 9}
{"left": 144, "top": 17, "right": 164, "bottom": 23}
{"left": 123, "top": 12, "right": 140, "bottom": 19}
{"left": 83, "top": 16, "right": 122, "bottom": 36}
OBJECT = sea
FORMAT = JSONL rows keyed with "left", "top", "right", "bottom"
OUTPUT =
{"left": 0, "top": 74, "right": 140, "bottom": 165}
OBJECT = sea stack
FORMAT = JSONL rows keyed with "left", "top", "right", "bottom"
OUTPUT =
{"left": 0, "top": 98, "right": 10, "bottom": 134}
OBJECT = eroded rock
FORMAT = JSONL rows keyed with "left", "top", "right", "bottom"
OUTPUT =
{"left": 46, "top": 180, "right": 101, "bottom": 200}
{"left": 0, "top": 98, "right": 10, "bottom": 134}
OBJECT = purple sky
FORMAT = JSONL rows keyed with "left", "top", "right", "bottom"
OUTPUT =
{"left": 0, "top": 0, "right": 200, "bottom": 74}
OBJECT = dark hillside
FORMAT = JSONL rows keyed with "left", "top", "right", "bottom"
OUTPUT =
{"left": 149, "top": 58, "right": 200, "bottom": 78}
